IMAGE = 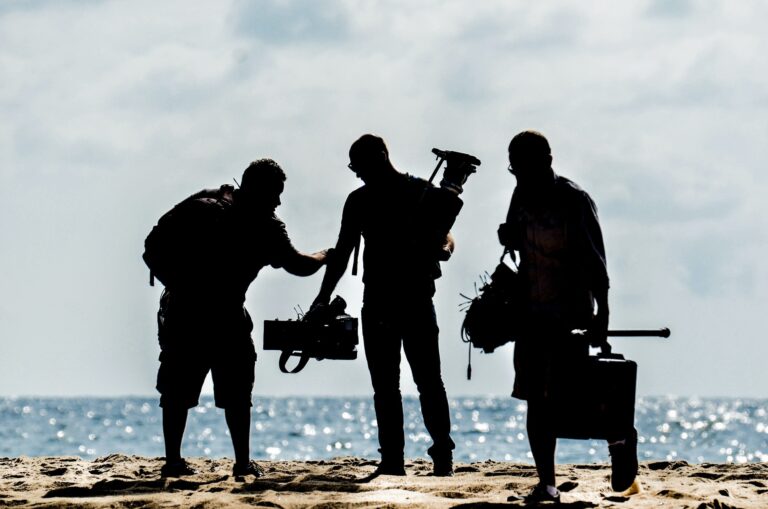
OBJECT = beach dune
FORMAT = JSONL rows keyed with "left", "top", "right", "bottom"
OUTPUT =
{"left": 1, "top": 455, "right": 766, "bottom": 508}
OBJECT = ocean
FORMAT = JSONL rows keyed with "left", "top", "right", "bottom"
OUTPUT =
{"left": 1, "top": 396, "right": 766, "bottom": 464}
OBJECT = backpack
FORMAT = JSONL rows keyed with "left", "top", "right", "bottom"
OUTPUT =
{"left": 143, "top": 185, "right": 234, "bottom": 287}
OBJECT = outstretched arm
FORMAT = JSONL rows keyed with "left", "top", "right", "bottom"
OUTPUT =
{"left": 268, "top": 218, "right": 329, "bottom": 277}
{"left": 282, "top": 249, "right": 329, "bottom": 277}
{"left": 312, "top": 194, "right": 360, "bottom": 307}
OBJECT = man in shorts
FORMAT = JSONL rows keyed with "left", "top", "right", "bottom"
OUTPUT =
{"left": 149, "top": 159, "right": 328, "bottom": 477}
{"left": 498, "top": 131, "right": 637, "bottom": 502}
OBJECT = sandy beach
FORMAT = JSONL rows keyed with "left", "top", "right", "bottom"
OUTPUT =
{"left": 0, "top": 455, "right": 765, "bottom": 508}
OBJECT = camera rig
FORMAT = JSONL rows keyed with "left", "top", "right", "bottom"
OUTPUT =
{"left": 429, "top": 148, "right": 481, "bottom": 194}
{"left": 263, "top": 296, "right": 359, "bottom": 374}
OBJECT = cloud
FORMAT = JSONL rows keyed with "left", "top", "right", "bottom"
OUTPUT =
{"left": 1, "top": 0, "right": 767, "bottom": 398}
{"left": 0, "top": 0, "right": 105, "bottom": 17}
{"left": 230, "top": 0, "right": 351, "bottom": 44}
{"left": 645, "top": 0, "right": 695, "bottom": 19}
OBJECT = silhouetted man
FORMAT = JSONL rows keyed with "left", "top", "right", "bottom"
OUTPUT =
{"left": 498, "top": 131, "right": 637, "bottom": 502}
{"left": 311, "top": 134, "right": 467, "bottom": 476}
{"left": 146, "top": 159, "right": 327, "bottom": 478}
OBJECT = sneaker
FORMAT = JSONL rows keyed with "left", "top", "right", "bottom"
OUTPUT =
{"left": 233, "top": 460, "right": 265, "bottom": 478}
{"left": 522, "top": 483, "right": 560, "bottom": 503}
{"left": 160, "top": 459, "right": 197, "bottom": 477}
{"left": 609, "top": 428, "right": 639, "bottom": 492}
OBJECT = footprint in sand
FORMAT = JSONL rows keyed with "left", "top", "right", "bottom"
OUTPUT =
{"left": 41, "top": 467, "right": 68, "bottom": 476}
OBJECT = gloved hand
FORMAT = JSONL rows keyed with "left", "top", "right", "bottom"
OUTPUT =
{"left": 440, "top": 160, "right": 477, "bottom": 194}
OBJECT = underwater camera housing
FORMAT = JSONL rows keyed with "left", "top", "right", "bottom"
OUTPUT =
{"left": 263, "top": 296, "right": 359, "bottom": 373}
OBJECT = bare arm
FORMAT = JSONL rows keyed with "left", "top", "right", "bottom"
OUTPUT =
{"left": 580, "top": 193, "right": 610, "bottom": 346}
{"left": 268, "top": 217, "right": 328, "bottom": 277}
{"left": 313, "top": 239, "right": 355, "bottom": 306}
{"left": 312, "top": 193, "right": 361, "bottom": 307}
{"left": 282, "top": 249, "right": 328, "bottom": 277}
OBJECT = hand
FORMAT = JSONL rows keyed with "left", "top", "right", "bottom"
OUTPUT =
{"left": 436, "top": 233, "right": 455, "bottom": 261}
{"left": 586, "top": 311, "right": 609, "bottom": 348}
{"left": 497, "top": 223, "right": 511, "bottom": 246}
{"left": 314, "top": 248, "right": 334, "bottom": 265}
{"left": 310, "top": 295, "right": 330, "bottom": 312}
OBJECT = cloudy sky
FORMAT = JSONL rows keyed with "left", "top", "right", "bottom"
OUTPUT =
{"left": 1, "top": 0, "right": 766, "bottom": 398}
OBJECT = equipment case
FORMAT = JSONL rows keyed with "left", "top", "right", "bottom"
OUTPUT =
{"left": 553, "top": 353, "right": 637, "bottom": 440}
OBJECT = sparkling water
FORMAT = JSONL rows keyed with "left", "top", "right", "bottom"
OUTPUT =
{"left": 1, "top": 396, "right": 766, "bottom": 464}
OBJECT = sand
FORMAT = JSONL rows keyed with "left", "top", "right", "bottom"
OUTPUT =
{"left": 1, "top": 455, "right": 766, "bottom": 508}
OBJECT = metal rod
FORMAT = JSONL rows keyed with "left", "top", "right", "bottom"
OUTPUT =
{"left": 607, "top": 328, "right": 671, "bottom": 338}
{"left": 428, "top": 158, "right": 445, "bottom": 184}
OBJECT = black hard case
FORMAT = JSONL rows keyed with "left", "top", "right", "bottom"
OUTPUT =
{"left": 553, "top": 353, "right": 637, "bottom": 440}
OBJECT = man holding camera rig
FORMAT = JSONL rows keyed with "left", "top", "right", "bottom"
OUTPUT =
{"left": 310, "top": 134, "right": 476, "bottom": 477}
{"left": 144, "top": 159, "right": 328, "bottom": 478}
{"left": 497, "top": 131, "right": 637, "bottom": 502}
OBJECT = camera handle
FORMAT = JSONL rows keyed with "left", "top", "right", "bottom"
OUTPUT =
{"left": 427, "top": 155, "right": 447, "bottom": 185}
{"left": 278, "top": 351, "right": 311, "bottom": 374}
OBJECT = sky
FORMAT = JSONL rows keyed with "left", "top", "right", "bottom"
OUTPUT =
{"left": 1, "top": 0, "right": 766, "bottom": 398}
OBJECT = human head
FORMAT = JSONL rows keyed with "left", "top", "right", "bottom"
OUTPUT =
{"left": 507, "top": 130, "right": 553, "bottom": 188}
{"left": 348, "top": 134, "right": 393, "bottom": 184}
{"left": 238, "top": 158, "right": 286, "bottom": 212}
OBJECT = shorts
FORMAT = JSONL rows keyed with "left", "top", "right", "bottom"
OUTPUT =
{"left": 156, "top": 340, "right": 256, "bottom": 409}
{"left": 512, "top": 328, "right": 588, "bottom": 401}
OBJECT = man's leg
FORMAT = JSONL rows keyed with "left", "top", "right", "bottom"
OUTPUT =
{"left": 607, "top": 427, "right": 639, "bottom": 491}
{"left": 212, "top": 337, "right": 262, "bottom": 477}
{"left": 162, "top": 405, "right": 188, "bottom": 463}
{"left": 362, "top": 305, "right": 405, "bottom": 471}
{"left": 401, "top": 300, "right": 454, "bottom": 472}
{"left": 225, "top": 406, "right": 251, "bottom": 467}
{"left": 526, "top": 398, "right": 556, "bottom": 487}
{"left": 156, "top": 346, "right": 208, "bottom": 476}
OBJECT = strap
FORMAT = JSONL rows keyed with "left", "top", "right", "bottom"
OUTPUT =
{"left": 351, "top": 234, "right": 361, "bottom": 276}
{"left": 466, "top": 341, "right": 472, "bottom": 381}
{"left": 279, "top": 351, "right": 311, "bottom": 374}
{"left": 500, "top": 247, "right": 518, "bottom": 267}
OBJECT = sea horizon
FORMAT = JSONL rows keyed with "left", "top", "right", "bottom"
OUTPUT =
{"left": 2, "top": 395, "right": 766, "bottom": 465}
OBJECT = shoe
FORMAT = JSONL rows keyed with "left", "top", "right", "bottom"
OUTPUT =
{"left": 432, "top": 458, "right": 454, "bottom": 477}
{"left": 522, "top": 483, "right": 560, "bottom": 503}
{"left": 609, "top": 428, "right": 639, "bottom": 492}
{"left": 373, "top": 460, "right": 406, "bottom": 476}
{"left": 160, "top": 459, "right": 196, "bottom": 477}
{"left": 233, "top": 460, "right": 265, "bottom": 478}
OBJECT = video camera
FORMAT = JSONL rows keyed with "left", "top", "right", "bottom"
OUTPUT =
{"left": 263, "top": 296, "right": 359, "bottom": 374}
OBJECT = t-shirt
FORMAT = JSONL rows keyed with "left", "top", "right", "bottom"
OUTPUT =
{"left": 164, "top": 185, "right": 297, "bottom": 312}
{"left": 336, "top": 173, "right": 463, "bottom": 302}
